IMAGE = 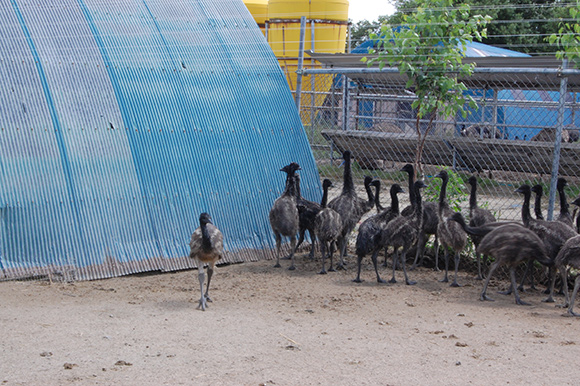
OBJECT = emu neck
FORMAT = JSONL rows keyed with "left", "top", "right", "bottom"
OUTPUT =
{"left": 365, "top": 181, "right": 375, "bottom": 207}
{"left": 321, "top": 185, "right": 329, "bottom": 208}
{"left": 438, "top": 176, "right": 449, "bottom": 213}
{"left": 521, "top": 191, "right": 532, "bottom": 227}
{"left": 342, "top": 156, "right": 354, "bottom": 194}
{"left": 414, "top": 186, "right": 424, "bottom": 227}
{"left": 469, "top": 183, "right": 477, "bottom": 212}
{"left": 295, "top": 176, "right": 302, "bottom": 199}
{"left": 374, "top": 185, "right": 383, "bottom": 211}
{"left": 200, "top": 223, "right": 213, "bottom": 253}
{"left": 534, "top": 192, "right": 544, "bottom": 220}
{"left": 558, "top": 185, "right": 570, "bottom": 216}
{"left": 283, "top": 172, "right": 297, "bottom": 198}
{"left": 407, "top": 171, "right": 416, "bottom": 207}
{"left": 390, "top": 189, "right": 399, "bottom": 214}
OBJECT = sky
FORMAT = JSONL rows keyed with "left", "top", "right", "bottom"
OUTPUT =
{"left": 348, "top": 0, "right": 396, "bottom": 22}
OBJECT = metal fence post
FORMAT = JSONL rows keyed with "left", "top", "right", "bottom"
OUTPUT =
{"left": 341, "top": 74, "right": 349, "bottom": 130}
{"left": 294, "top": 16, "right": 307, "bottom": 112}
{"left": 547, "top": 60, "right": 568, "bottom": 220}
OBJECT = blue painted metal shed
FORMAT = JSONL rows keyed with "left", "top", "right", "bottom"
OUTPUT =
{"left": 0, "top": 0, "right": 320, "bottom": 280}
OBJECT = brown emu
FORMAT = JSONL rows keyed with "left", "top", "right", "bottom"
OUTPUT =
{"left": 435, "top": 170, "right": 467, "bottom": 287}
{"left": 189, "top": 212, "right": 224, "bottom": 311}
{"left": 314, "top": 179, "right": 342, "bottom": 275}
{"left": 269, "top": 162, "right": 301, "bottom": 270}
{"left": 353, "top": 183, "right": 404, "bottom": 283}
{"left": 383, "top": 180, "right": 427, "bottom": 285}
{"left": 328, "top": 151, "right": 375, "bottom": 269}
{"left": 467, "top": 176, "right": 497, "bottom": 280}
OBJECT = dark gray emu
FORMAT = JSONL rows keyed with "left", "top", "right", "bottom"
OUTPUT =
{"left": 399, "top": 164, "right": 439, "bottom": 271}
{"left": 554, "top": 234, "right": 580, "bottom": 316}
{"left": 294, "top": 173, "right": 322, "bottom": 260}
{"left": 467, "top": 176, "right": 497, "bottom": 280}
{"left": 189, "top": 212, "right": 224, "bottom": 311}
{"left": 477, "top": 224, "right": 552, "bottom": 306}
{"left": 515, "top": 184, "right": 576, "bottom": 302}
{"left": 328, "top": 150, "right": 375, "bottom": 269}
{"left": 269, "top": 162, "right": 301, "bottom": 270}
{"left": 449, "top": 213, "right": 550, "bottom": 305}
{"left": 314, "top": 179, "right": 342, "bottom": 274}
{"left": 434, "top": 170, "right": 467, "bottom": 287}
{"left": 382, "top": 180, "right": 427, "bottom": 285}
{"left": 353, "top": 183, "right": 404, "bottom": 283}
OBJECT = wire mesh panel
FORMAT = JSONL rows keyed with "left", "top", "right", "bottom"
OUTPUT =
{"left": 298, "top": 67, "right": 580, "bottom": 223}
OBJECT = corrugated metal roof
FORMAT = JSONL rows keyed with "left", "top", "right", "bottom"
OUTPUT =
{"left": 0, "top": 0, "right": 320, "bottom": 280}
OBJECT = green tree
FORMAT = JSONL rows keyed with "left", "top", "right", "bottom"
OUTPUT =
{"left": 363, "top": 0, "right": 491, "bottom": 176}
{"left": 385, "top": 0, "right": 567, "bottom": 55}
{"left": 548, "top": 1, "right": 580, "bottom": 67}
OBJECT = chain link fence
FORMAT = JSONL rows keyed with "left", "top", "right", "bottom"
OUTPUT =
{"left": 295, "top": 64, "right": 580, "bottom": 223}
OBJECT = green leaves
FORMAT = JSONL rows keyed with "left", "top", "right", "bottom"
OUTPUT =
{"left": 547, "top": 1, "right": 580, "bottom": 68}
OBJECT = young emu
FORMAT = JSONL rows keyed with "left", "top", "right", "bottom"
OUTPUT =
{"left": 435, "top": 170, "right": 467, "bottom": 287}
{"left": 383, "top": 180, "right": 427, "bottom": 285}
{"left": 314, "top": 179, "right": 342, "bottom": 274}
{"left": 353, "top": 183, "right": 404, "bottom": 283}
{"left": 189, "top": 212, "right": 224, "bottom": 311}
{"left": 269, "top": 162, "right": 301, "bottom": 270}
{"left": 328, "top": 151, "right": 375, "bottom": 269}
{"left": 554, "top": 235, "right": 580, "bottom": 316}
{"left": 294, "top": 173, "right": 322, "bottom": 260}
{"left": 477, "top": 224, "right": 552, "bottom": 306}
{"left": 467, "top": 176, "right": 496, "bottom": 280}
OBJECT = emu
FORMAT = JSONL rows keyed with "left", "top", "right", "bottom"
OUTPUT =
{"left": 467, "top": 176, "right": 496, "bottom": 280}
{"left": 269, "top": 162, "right": 301, "bottom": 270}
{"left": 189, "top": 212, "right": 224, "bottom": 311}
{"left": 477, "top": 224, "right": 552, "bottom": 305}
{"left": 554, "top": 235, "right": 580, "bottom": 316}
{"left": 314, "top": 179, "right": 342, "bottom": 275}
{"left": 353, "top": 183, "right": 404, "bottom": 283}
{"left": 435, "top": 170, "right": 467, "bottom": 287}
{"left": 294, "top": 173, "right": 322, "bottom": 260}
{"left": 383, "top": 180, "right": 427, "bottom": 285}
{"left": 515, "top": 184, "right": 576, "bottom": 302}
{"left": 328, "top": 151, "right": 375, "bottom": 269}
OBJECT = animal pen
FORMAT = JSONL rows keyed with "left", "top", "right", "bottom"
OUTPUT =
{"left": 294, "top": 53, "right": 580, "bottom": 222}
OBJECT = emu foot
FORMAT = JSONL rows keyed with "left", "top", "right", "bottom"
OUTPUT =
{"left": 480, "top": 294, "right": 494, "bottom": 302}
{"left": 450, "top": 282, "right": 461, "bottom": 288}
{"left": 498, "top": 289, "right": 512, "bottom": 296}
{"left": 556, "top": 303, "right": 569, "bottom": 309}
{"left": 274, "top": 263, "right": 281, "bottom": 268}
{"left": 352, "top": 278, "right": 362, "bottom": 283}
{"left": 377, "top": 278, "right": 386, "bottom": 284}
{"left": 288, "top": 265, "right": 296, "bottom": 271}
{"left": 439, "top": 277, "right": 449, "bottom": 283}
{"left": 318, "top": 269, "right": 327, "bottom": 275}
{"left": 406, "top": 280, "right": 417, "bottom": 286}
{"left": 566, "top": 310, "right": 580, "bottom": 317}
{"left": 388, "top": 278, "right": 397, "bottom": 284}
{"left": 335, "top": 264, "right": 347, "bottom": 271}
{"left": 515, "top": 299, "right": 531, "bottom": 306}
{"left": 542, "top": 296, "right": 555, "bottom": 303}
{"left": 328, "top": 267, "right": 336, "bottom": 272}
{"left": 196, "top": 298, "right": 208, "bottom": 311}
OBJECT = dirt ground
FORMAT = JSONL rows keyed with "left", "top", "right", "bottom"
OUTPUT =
{"left": 1, "top": 252, "right": 579, "bottom": 386}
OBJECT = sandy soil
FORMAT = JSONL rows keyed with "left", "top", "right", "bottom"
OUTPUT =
{"left": 1, "top": 253, "right": 579, "bottom": 386}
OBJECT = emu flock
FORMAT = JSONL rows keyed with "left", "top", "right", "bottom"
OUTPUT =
{"left": 268, "top": 150, "right": 580, "bottom": 316}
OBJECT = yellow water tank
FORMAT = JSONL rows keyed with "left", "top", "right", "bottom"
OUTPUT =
{"left": 243, "top": 0, "right": 268, "bottom": 33}
{"left": 267, "top": 0, "right": 349, "bottom": 89}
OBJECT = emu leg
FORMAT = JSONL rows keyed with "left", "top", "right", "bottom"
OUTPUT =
{"left": 568, "top": 275, "right": 580, "bottom": 317}
{"left": 511, "top": 268, "right": 530, "bottom": 306}
{"left": 205, "top": 263, "right": 214, "bottom": 303}
{"left": 450, "top": 251, "right": 461, "bottom": 287}
{"left": 557, "top": 266, "right": 570, "bottom": 309}
{"left": 542, "top": 267, "right": 558, "bottom": 303}
{"left": 432, "top": 236, "right": 440, "bottom": 271}
{"left": 288, "top": 237, "right": 297, "bottom": 271}
{"left": 400, "top": 251, "right": 416, "bottom": 286}
{"left": 196, "top": 263, "right": 207, "bottom": 311}
{"left": 440, "top": 248, "right": 449, "bottom": 283}
{"left": 328, "top": 242, "right": 336, "bottom": 272}
{"left": 274, "top": 234, "right": 282, "bottom": 268}
{"left": 475, "top": 252, "right": 484, "bottom": 280}
{"left": 308, "top": 230, "right": 316, "bottom": 261}
{"left": 480, "top": 262, "right": 499, "bottom": 301}
{"left": 319, "top": 242, "right": 328, "bottom": 275}
{"left": 371, "top": 249, "right": 386, "bottom": 284}
{"left": 336, "top": 237, "right": 347, "bottom": 270}
{"left": 411, "top": 231, "right": 426, "bottom": 270}
{"left": 389, "top": 248, "right": 399, "bottom": 283}
{"left": 353, "top": 253, "right": 364, "bottom": 283}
